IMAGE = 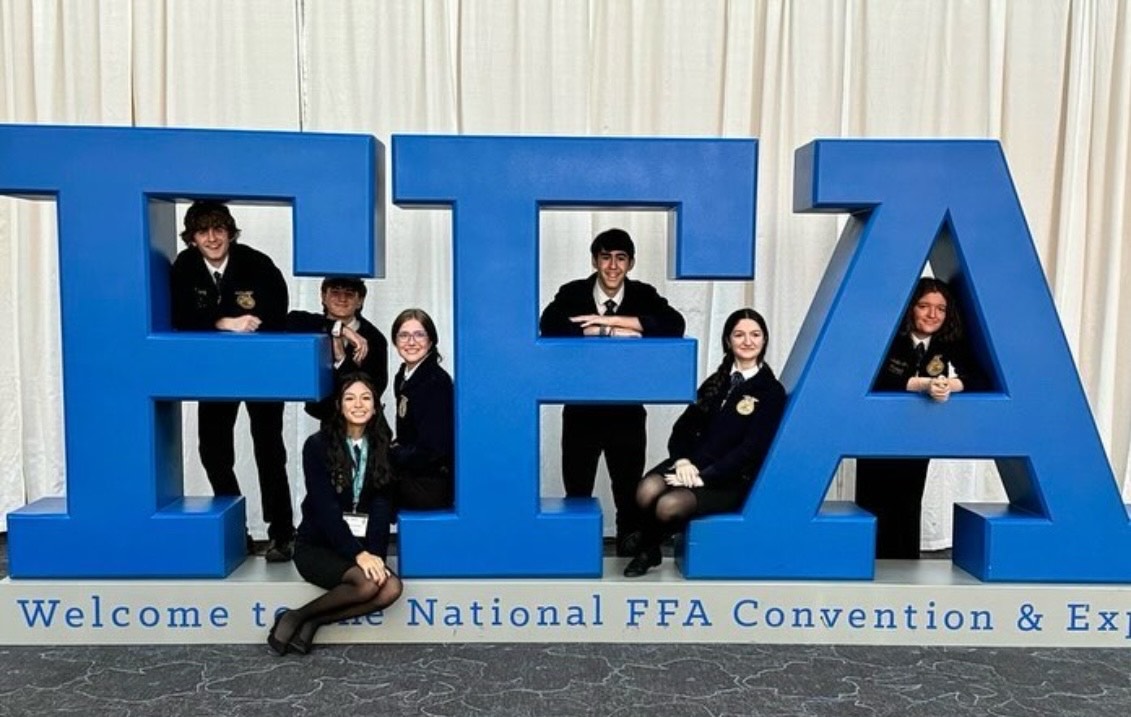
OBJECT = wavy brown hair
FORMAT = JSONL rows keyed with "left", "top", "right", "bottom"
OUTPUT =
{"left": 900, "top": 277, "right": 964, "bottom": 343}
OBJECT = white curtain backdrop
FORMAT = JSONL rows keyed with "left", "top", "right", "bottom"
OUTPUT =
{"left": 1, "top": 0, "right": 1129, "bottom": 551}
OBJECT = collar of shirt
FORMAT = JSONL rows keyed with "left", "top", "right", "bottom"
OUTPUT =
{"left": 593, "top": 283, "right": 625, "bottom": 313}
{"left": 203, "top": 255, "right": 229, "bottom": 278}
{"left": 734, "top": 363, "right": 762, "bottom": 382}
{"left": 909, "top": 333, "right": 932, "bottom": 351}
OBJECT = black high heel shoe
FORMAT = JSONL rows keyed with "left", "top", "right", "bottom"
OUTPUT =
{"left": 266, "top": 611, "right": 290, "bottom": 656}
{"left": 623, "top": 546, "right": 662, "bottom": 578}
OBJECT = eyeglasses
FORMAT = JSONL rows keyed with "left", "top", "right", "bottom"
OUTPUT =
{"left": 396, "top": 331, "right": 429, "bottom": 343}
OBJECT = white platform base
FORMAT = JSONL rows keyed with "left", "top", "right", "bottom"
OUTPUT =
{"left": 4, "top": 558, "right": 1131, "bottom": 647}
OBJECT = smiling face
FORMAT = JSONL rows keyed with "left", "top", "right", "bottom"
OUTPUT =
{"left": 340, "top": 380, "right": 376, "bottom": 434}
{"left": 728, "top": 318, "right": 766, "bottom": 369}
{"left": 322, "top": 286, "right": 363, "bottom": 322}
{"left": 592, "top": 250, "right": 634, "bottom": 296}
{"left": 192, "top": 226, "right": 232, "bottom": 267}
{"left": 911, "top": 291, "right": 948, "bottom": 337}
{"left": 395, "top": 318, "right": 433, "bottom": 368}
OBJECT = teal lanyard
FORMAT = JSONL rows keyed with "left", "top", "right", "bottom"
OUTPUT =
{"left": 348, "top": 437, "right": 368, "bottom": 508}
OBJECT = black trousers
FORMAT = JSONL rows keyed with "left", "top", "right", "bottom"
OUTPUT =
{"left": 561, "top": 404, "right": 646, "bottom": 536}
{"left": 854, "top": 458, "right": 929, "bottom": 559}
{"left": 397, "top": 471, "right": 454, "bottom": 511}
{"left": 197, "top": 400, "right": 293, "bottom": 542}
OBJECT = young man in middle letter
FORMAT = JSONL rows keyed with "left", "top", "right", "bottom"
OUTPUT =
{"left": 287, "top": 276, "right": 389, "bottom": 422}
{"left": 540, "top": 228, "right": 686, "bottom": 557}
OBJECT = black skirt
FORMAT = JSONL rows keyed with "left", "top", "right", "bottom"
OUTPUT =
{"left": 645, "top": 459, "right": 750, "bottom": 516}
{"left": 293, "top": 537, "right": 355, "bottom": 590}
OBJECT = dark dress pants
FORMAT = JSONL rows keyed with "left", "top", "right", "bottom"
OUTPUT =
{"left": 198, "top": 400, "right": 294, "bottom": 542}
{"left": 397, "top": 471, "right": 454, "bottom": 510}
{"left": 855, "top": 457, "right": 929, "bottom": 559}
{"left": 561, "top": 405, "right": 646, "bottom": 537}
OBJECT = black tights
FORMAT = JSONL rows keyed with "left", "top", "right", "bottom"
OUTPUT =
{"left": 275, "top": 566, "right": 403, "bottom": 648}
{"left": 634, "top": 473, "right": 698, "bottom": 550}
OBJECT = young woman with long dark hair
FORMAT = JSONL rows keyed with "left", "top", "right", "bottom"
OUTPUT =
{"left": 624, "top": 308, "right": 787, "bottom": 577}
{"left": 267, "top": 372, "right": 402, "bottom": 655}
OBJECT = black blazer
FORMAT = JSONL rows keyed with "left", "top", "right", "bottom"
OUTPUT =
{"left": 665, "top": 364, "right": 787, "bottom": 486}
{"left": 286, "top": 310, "right": 389, "bottom": 420}
{"left": 539, "top": 274, "right": 685, "bottom": 337}
{"left": 390, "top": 353, "right": 454, "bottom": 478}
{"left": 297, "top": 431, "right": 395, "bottom": 560}
{"left": 872, "top": 334, "right": 983, "bottom": 393}
{"left": 170, "top": 243, "right": 288, "bottom": 331}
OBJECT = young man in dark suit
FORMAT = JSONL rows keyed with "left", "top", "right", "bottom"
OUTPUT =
{"left": 287, "top": 277, "right": 389, "bottom": 422}
{"left": 169, "top": 201, "right": 295, "bottom": 562}
{"left": 539, "top": 228, "right": 686, "bottom": 556}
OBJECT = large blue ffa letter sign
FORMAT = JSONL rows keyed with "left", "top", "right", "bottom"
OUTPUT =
{"left": 2, "top": 126, "right": 1129, "bottom": 582}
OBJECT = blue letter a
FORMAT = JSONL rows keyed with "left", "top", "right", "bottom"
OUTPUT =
{"left": 684, "top": 140, "right": 1131, "bottom": 582}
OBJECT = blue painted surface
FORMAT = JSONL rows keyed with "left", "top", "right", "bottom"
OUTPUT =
{"left": 392, "top": 136, "right": 758, "bottom": 576}
{"left": 682, "top": 140, "right": 1131, "bottom": 582}
{"left": 1, "top": 125, "right": 382, "bottom": 578}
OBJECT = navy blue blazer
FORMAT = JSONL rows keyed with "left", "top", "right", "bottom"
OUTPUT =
{"left": 297, "top": 432, "right": 395, "bottom": 560}
{"left": 286, "top": 310, "right": 389, "bottom": 420}
{"left": 665, "top": 364, "right": 787, "bottom": 486}
{"left": 170, "top": 243, "right": 287, "bottom": 332}
{"left": 539, "top": 274, "right": 685, "bottom": 337}
{"left": 390, "top": 352, "right": 454, "bottom": 479}
{"left": 873, "top": 334, "right": 984, "bottom": 393}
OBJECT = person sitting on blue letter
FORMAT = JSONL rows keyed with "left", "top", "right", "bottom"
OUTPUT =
{"left": 624, "top": 308, "right": 786, "bottom": 577}
{"left": 169, "top": 200, "right": 295, "bottom": 562}
{"left": 268, "top": 372, "right": 402, "bottom": 655}
{"left": 390, "top": 308, "right": 454, "bottom": 510}
{"left": 287, "top": 277, "right": 389, "bottom": 422}
{"left": 539, "top": 228, "right": 686, "bottom": 557}
{"left": 855, "top": 277, "right": 982, "bottom": 559}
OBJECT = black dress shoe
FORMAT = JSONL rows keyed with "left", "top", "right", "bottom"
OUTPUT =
{"left": 616, "top": 531, "right": 644, "bottom": 558}
{"left": 264, "top": 537, "right": 294, "bottom": 563}
{"left": 623, "top": 547, "right": 662, "bottom": 578}
{"left": 266, "top": 612, "right": 289, "bottom": 656}
{"left": 289, "top": 621, "right": 318, "bottom": 655}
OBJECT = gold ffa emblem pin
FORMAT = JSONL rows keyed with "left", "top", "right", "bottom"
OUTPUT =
{"left": 736, "top": 395, "right": 758, "bottom": 416}
{"left": 926, "top": 355, "right": 945, "bottom": 377}
{"left": 235, "top": 291, "right": 256, "bottom": 310}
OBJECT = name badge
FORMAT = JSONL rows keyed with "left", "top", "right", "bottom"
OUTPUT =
{"left": 344, "top": 513, "right": 368, "bottom": 538}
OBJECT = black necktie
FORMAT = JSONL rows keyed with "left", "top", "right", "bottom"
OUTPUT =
{"left": 724, "top": 371, "right": 744, "bottom": 403}
{"left": 353, "top": 443, "right": 362, "bottom": 470}
{"left": 914, "top": 342, "right": 927, "bottom": 367}
{"left": 603, "top": 299, "right": 617, "bottom": 315}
